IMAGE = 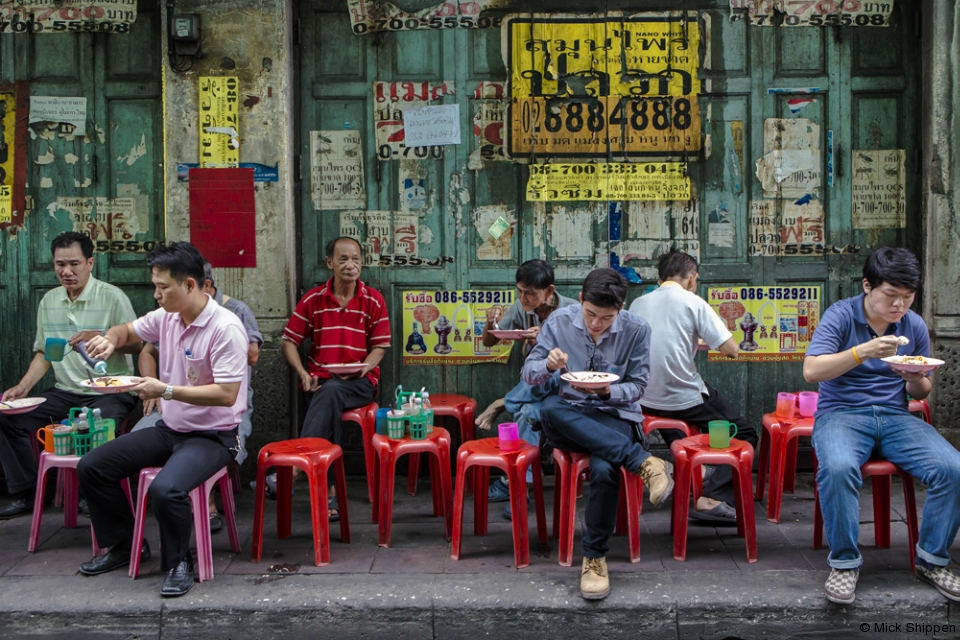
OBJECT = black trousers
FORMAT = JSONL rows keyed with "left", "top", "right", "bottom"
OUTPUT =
{"left": 0, "top": 387, "right": 134, "bottom": 495}
{"left": 77, "top": 422, "right": 236, "bottom": 571}
{"left": 642, "top": 382, "right": 758, "bottom": 506}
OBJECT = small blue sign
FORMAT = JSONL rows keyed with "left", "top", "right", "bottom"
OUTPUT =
{"left": 177, "top": 162, "right": 279, "bottom": 182}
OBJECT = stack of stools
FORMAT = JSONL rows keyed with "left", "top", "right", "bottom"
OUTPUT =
{"left": 372, "top": 427, "right": 453, "bottom": 547}
{"left": 130, "top": 465, "right": 240, "bottom": 580}
{"left": 670, "top": 434, "right": 757, "bottom": 563}
{"left": 451, "top": 438, "right": 547, "bottom": 569}
{"left": 251, "top": 438, "right": 350, "bottom": 567}
{"left": 407, "top": 394, "right": 477, "bottom": 495}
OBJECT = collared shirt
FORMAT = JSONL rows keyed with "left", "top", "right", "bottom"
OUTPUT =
{"left": 33, "top": 276, "right": 137, "bottom": 394}
{"left": 215, "top": 289, "right": 262, "bottom": 412}
{"left": 522, "top": 304, "right": 651, "bottom": 423}
{"left": 500, "top": 292, "right": 578, "bottom": 357}
{"left": 805, "top": 293, "right": 930, "bottom": 415}
{"left": 282, "top": 278, "right": 391, "bottom": 386}
{"left": 133, "top": 296, "right": 249, "bottom": 432}
{"left": 628, "top": 282, "right": 732, "bottom": 411}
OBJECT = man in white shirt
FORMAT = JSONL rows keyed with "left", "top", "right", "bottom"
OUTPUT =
{"left": 628, "top": 250, "right": 757, "bottom": 524}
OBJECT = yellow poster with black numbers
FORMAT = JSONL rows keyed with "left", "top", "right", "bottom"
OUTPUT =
{"left": 0, "top": 92, "right": 14, "bottom": 192}
{"left": 505, "top": 13, "right": 702, "bottom": 158}
{"left": 0, "top": 185, "right": 11, "bottom": 225}
{"left": 526, "top": 162, "right": 690, "bottom": 201}
{"left": 402, "top": 290, "right": 516, "bottom": 365}
{"left": 199, "top": 77, "right": 239, "bottom": 167}
{"left": 706, "top": 286, "right": 822, "bottom": 362}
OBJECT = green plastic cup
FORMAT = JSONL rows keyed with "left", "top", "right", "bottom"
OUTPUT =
{"left": 708, "top": 420, "right": 737, "bottom": 449}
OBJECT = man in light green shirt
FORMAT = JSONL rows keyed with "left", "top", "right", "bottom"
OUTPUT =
{"left": 0, "top": 232, "right": 140, "bottom": 519}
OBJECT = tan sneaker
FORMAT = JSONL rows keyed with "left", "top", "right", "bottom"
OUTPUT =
{"left": 638, "top": 456, "right": 675, "bottom": 507}
{"left": 580, "top": 556, "right": 610, "bottom": 600}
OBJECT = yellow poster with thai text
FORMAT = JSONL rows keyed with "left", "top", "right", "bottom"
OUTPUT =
{"left": 0, "top": 92, "right": 15, "bottom": 191}
{"left": 402, "top": 290, "right": 516, "bottom": 365}
{"left": 707, "top": 286, "right": 822, "bottom": 362}
{"left": 0, "top": 185, "right": 11, "bottom": 225}
{"left": 199, "top": 77, "right": 239, "bottom": 167}
{"left": 526, "top": 162, "right": 690, "bottom": 201}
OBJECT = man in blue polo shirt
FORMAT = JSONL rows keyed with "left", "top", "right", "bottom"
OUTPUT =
{"left": 804, "top": 247, "right": 960, "bottom": 604}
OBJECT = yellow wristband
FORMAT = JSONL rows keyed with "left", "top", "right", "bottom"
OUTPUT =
{"left": 851, "top": 346, "right": 863, "bottom": 364}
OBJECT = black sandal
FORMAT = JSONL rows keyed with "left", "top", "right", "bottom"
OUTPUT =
{"left": 328, "top": 495, "right": 340, "bottom": 522}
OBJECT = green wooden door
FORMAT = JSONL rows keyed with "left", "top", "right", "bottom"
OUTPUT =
{"left": 0, "top": 0, "right": 163, "bottom": 392}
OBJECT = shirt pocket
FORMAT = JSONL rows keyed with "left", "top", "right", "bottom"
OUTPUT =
{"left": 184, "top": 355, "right": 213, "bottom": 386}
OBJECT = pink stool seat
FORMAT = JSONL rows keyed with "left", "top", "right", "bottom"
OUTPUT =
{"left": 129, "top": 466, "right": 240, "bottom": 581}
{"left": 29, "top": 451, "right": 132, "bottom": 554}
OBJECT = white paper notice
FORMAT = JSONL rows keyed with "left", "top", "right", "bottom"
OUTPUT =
{"left": 402, "top": 105, "right": 460, "bottom": 147}
{"left": 29, "top": 97, "right": 86, "bottom": 137}
{"left": 851, "top": 149, "right": 906, "bottom": 229}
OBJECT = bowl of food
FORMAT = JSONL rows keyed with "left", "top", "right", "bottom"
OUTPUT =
{"left": 881, "top": 355, "right": 945, "bottom": 374}
{"left": 489, "top": 329, "right": 535, "bottom": 341}
{"left": 560, "top": 371, "right": 621, "bottom": 389}
{"left": 322, "top": 363, "right": 366, "bottom": 375}
{"left": 0, "top": 397, "right": 47, "bottom": 415}
{"left": 79, "top": 376, "right": 141, "bottom": 393}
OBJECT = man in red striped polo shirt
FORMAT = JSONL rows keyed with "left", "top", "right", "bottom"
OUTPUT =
{"left": 281, "top": 237, "right": 391, "bottom": 519}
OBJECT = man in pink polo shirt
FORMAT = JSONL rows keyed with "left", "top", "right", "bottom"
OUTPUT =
{"left": 77, "top": 242, "right": 248, "bottom": 598}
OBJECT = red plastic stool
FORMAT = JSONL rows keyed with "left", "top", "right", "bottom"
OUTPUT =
{"left": 252, "top": 438, "right": 350, "bottom": 567}
{"left": 407, "top": 394, "right": 477, "bottom": 495}
{"left": 814, "top": 458, "right": 920, "bottom": 571}
{"left": 551, "top": 449, "right": 643, "bottom": 566}
{"left": 372, "top": 428, "right": 453, "bottom": 547}
{"left": 342, "top": 403, "right": 379, "bottom": 503}
{"left": 29, "top": 451, "right": 133, "bottom": 554}
{"left": 671, "top": 434, "right": 757, "bottom": 563}
{"left": 129, "top": 465, "right": 240, "bottom": 581}
{"left": 451, "top": 438, "right": 547, "bottom": 569}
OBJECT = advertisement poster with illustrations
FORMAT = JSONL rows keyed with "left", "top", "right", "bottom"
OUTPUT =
{"left": 706, "top": 286, "right": 821, "bottom": 362}
{"left": 401, "top": 290, "right": 516, "bottom": 365}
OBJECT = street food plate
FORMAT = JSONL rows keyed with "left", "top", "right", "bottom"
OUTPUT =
{"left": 79, "top": 376, "right": 141, "bottom": 394}
{"left": 489, "top": 329, "right": 535, "bottom": 341}
{"left": 322, "top": 363, "right": 366, "bottom": 375}
{"left": 881, "top": 356, "right": 944, "bottom": 374}
{"left": 561, "top": 371, "right": 621, "bottom": 389}
{"left": 0, "top": 397, "right": 47, "bottom": 415}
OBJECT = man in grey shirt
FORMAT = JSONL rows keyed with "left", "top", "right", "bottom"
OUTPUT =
{"left": 523, "top": 268, "right": 674, "bottom": 601}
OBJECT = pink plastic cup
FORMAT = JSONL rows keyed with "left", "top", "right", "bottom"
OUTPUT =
{"left": 498, "top": 423, "right": 520, "bottom": 452}
{"left": 798, "top": 391, "right": 819, "bottom": 418}
{"left": 776, "top": 392, "right": 797, "bottom": 419}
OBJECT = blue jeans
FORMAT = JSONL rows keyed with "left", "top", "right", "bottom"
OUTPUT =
{"left": 812, "top": 405, "right": 960, "bottom": 569}
{"left": 539, "top": 394, "right": 650, "bottom": 558}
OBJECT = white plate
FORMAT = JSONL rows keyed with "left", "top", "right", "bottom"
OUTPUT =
{"left": 0, "top": 397, "right": 47, "bottom": 415}
{"left": 489, "top": 329, "right": 534, "bottom": 341}
{"left": 79, "top": 376, "right": 141, "bottom": 394}
{"left": 881, "top": 356, "right": 944, "bottom": 374}
{"left": 322, "top": 363, "right": 366, "bottom": 375}
{"left": 561, "top": 371, "right": 621, "bottom": 389}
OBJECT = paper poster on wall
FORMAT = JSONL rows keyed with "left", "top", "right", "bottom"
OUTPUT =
{"left": 708, "top": 201, "right": 735, "bottom": 248}
{"left": 612, "top": 197, "right": 700, "bottom": 268}
{"left": 339, "top": 210, "right": 428, "bottom": 267}
{"left": 473, "top": 204, "right": 515, "bottom": 261}
{"left": 526, "top": 162, "right": 690, "bottom": 201}
{"left": 749, "top": 198, "right": 825, "bottom": 256}
{"left": 29, "top": 96, "right": 86, "bottom": 137}
{"left": 505, "top": 13, "right": 702, "bottom": 158}
{"left": 348, "top": 0, "right": 507, "bottom": 34}
{"left": 47, "top": 196, "right": 146, "bottom": 250}
{"left": 757, "top": 118, "right": 820, "bottom": 199}
{"left": 707, "top": 286, "right": 821, "bottom": 362}
{"left": 374, "top": 81, "right": 454, "bottom": 160}
{"left": 311, "top": 130, "right": 366, "bottom": 210}
{"left": 0, "top": 92, "right": 15, "bottom": 188}
{"left": 199, "top": 77, "right": 240, "bottom": 168}
{"left": 402, "top": 289, "right": 515, "bottom": 365}
{"left": 0, "top": 185, "right": 11, "bottom": 224}
{"left": 403, "top": 104, "right": 461, "bottom": 146}
{"left": 851, "top": 149, "right": 905, "bottom": 229}
{"left": 0, "top": 2, "right": 137, "bottom": 33}
{"left": 468, "top": 100, "right": 506, "bottom": 169}
{"left": 730, "top": 0, "right": 893, "bottom": 27}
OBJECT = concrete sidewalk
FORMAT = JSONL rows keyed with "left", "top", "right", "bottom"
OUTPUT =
{"left": 0, "top": 472, "right": 957, "bottom": 639}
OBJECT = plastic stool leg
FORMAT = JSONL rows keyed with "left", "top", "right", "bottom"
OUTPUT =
{"left": 55, "top": 468, "right": 64, "bottom": 508}
{"left": 429, "top": 454, "right": 442, "bottom": 517}
{"left": 474, "top": 467, "right": 490, "bottom": 536}
{"left": 530, "top": 458, "right": 547, "bottom": 545}
{"left": 359, "top": 421, "right": 377, "bottom": 504}
{"left": 252, "top": 460, "right": 268, "bottom": 562}
{"left": 872, "top": 474, "right": 892, "bottom": 548}
{"left": 507, "top": 459, "right": 530, "bottom": 568}
{"left": 407, "top": 452, "right": 421, "bottom": 496}
{"left": 308, "top": 465, "right": 330, "bottom": 566}
{"left": 333, "top": 456, "right": 351, "bottom": 544}
{"left": 559, "top": 458, "right": 579, "bottom": 567}
{"left": 552, "top": 461, "right": 563, "bottom": 540}
{"left": 767, "top": 433, "right": 787, "bottom": 523}
{"left": 672, "top": 450, "right": 691, "bottom": 561}
{"left": 377, "top": 450, "right": 397, "bottom": 547}
{"left": 218, "top": 474, "right": 241, "bottom": 553}
{"left": 756, "top": 424, "right": 770, "bottom": 501}
{"left": 62, "top": 466, "right": 78, "bottom": 529}
{"left": 620, "top": 471, "right": 641, "bottom": 564}
{"left": 615, "top": 479, "right": 628, "bottom": 536}
{"left": 28, "top": 457, "right": 52, "bottom": 553}
{"left": 192, "top": 480, "right": 214, "bottom": 583}
{"left": 784, "top": 437, "right": 799, "bottom": 494}
{"left": 438, "top": 447, "right": 453, "bottom": 541}
{"left": 276, "top": 466, "right": 293, "bottom": 539}
{"left": 736, "top": 455, "right": 758, "bottom": 563}
{"left": 902, "top": 474, "right": 919, "bottom": 571}
{"left": 129, "top": 469, "right": 155, "bottom": 578}
{"left": 451, "top": 450, "right": 471, "bottom": 560}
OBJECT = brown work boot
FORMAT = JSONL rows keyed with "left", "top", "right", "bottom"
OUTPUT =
{"left": 638, "top": 456, "right": 675, "bottom": 507}
{"left": 580, "top": 556, "right": 610, "bottom": 600}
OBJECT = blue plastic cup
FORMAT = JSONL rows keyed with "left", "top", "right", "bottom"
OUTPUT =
{"left": 375, "top": 408, "right": 391, "bottom": 436}
{"left": 44, "top": 337, "right": 67, "bottom": 362}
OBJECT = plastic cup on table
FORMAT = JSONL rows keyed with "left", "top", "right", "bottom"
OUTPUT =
{"left": 498, "top": 422, "right": 520, "bottom": 452}
{"left": 798, "top": 391, "right": 818, "bottom": 418}
{"left": 36, "top": 425, "right": 57, "bottom": 453}
{"left": 53, "top": 426, "right": 73, "bottom": 455}
{"left": 375, "top": 407, "right": 391, "bottom": 436}
{"left": 386, "top": 410, "right": 406, "bottom": 439}
{"left": 708, "top": 420, "right": 737, "bottom": 449}
{"left": 776, "top": 392, "right": 797, "bottom": 419}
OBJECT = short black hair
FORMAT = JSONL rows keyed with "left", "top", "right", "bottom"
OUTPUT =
{"left": 862, "top": 247, "right": 921, "bottom": 292}
{"left": 324, "top": 236, "right": 363, "bottom": 260}
{"left": 657, "top": 250, "right": 698, "bottom": 281}
{"left": 581, "top": 268, "right": 627, "bottom": 309}
{"left": 515, "top": 259, "right": 555, "bottom": 289}
{"left": 202, "top": 261, "right": 215, "bottom": 288}
{"left": 146, "top": 242, "right": 206, "bottom": 285}
{"left": 51, "top": 232, "right": 94, "bottom": 260}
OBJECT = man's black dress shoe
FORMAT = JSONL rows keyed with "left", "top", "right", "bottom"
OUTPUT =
{"left": 0, "top": 496, "right": 33, "bottom": 520}
{"left": 80, "top": 539, "right": 151, "bottom": 576}
{"left": 161, "top": 555, "right": 195, "bottom": 597}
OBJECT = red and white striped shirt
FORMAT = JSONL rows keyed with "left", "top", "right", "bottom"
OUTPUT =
{"left": 283, "top": 278, "right": 391, "bottom": 386}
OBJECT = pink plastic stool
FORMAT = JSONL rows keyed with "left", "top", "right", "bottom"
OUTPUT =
{"left": 451, "top": 438, "right": 547, "bottom": 569}
{"left": 29, "top": 451, "right": 132, "bottom": 554}
{"left": 129, "top": 466, "right": 240, "bottom": 581}
{"left": 372, "top": 428, "right": 453, "bottom": 547}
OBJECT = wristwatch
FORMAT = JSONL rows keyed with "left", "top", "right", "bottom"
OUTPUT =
{"left": 162, "top": 384, "right": 174, "bottom": 401}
